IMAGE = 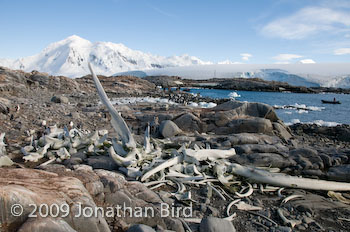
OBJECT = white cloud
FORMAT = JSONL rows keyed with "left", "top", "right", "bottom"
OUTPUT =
{"left": 261, "top": 7, "right": 350, "bottom": 39}
{"left": 274, "top": 61, "right": 290, "bottom": 64}
{"left": 218, "top": 60, "right": 243, "bottom": 64}
{"left": 334, "top": 48, "right": 350, "bottom": 55}
{"left": 273, "top": 53, "right": 303, "bottom": 61}
{"left": 240, "top": 53, "right": 252, "bottom": 61}
{"left": 299, "top": 59, "right": 316, "bottom": 64}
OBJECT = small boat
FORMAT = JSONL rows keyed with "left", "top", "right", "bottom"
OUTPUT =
{"left": 321, "top": 100, "right": 341, "bottom": 104}
{"left": 182, "top": 88, "right": 191, "bottom": 92}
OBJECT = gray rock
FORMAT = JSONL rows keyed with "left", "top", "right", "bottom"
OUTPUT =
{"left": 233, "top": 152, "right": 295, "bottom": 168}
{"left": 51, "top": 95, "right": 69, "bottom": 104}
{"left": 274, "top": 226, "right": 292, "bottom": 232}
{"left": 87, "top": 156, "right": 119, "bottom": 171}
{"left": 227, "top": 118, "right": 273, "bottom": 135}
{"left": 327, "top": 164, "right": 350, "bottom": 182}
{"left": 0, "top": 97, "right": 10, "bottom": 114}
{"left": 173, "top": 113, "right": 202, "bottom": 133}
{"left": 85, "top": 181, "right": 104, "bottom": 196}
{"left": 105, "top": 191, "right": 132, "bottom": 207}
{"left": 199, "top": 217, "right": 236, "bottom": 232}
{"left": 71, "top": 112, "right": 81, "bottom": 119}
{"left": 273, "top": 122, "right": 292, "bottom": 141}
{"left": 228, "top": 133, "right": 280, "bottom": 145}
{"left": 63, "top": 157, "right": 83, "bottom": 168}
{"left": 213, "top": 101, "right": 279, "bottom": 127}
{"left": 17, "top": 217, "right": 76, "bottom": 232}
{"left": 234, "top": 144, "right": 284, "bottom": 154}
{"left": 159, "top": 120, "right": 182, "bottom": 138}
{"left": 127, "top": 224, "right": 156, "bottom": 232}
{"left": 0, "top": 168, "right": 110, "bottom": 232}
{"left": 95, "top": 169, "right": 126, "bottom": 193}
{"left": 289, "top": 148, "right": 323, "bottom": 170}
{"left": 125, "top": 181, "right": 162, "bottom": 204}
{"left": 29, "top": 72, "right": 50, "bottom": 86}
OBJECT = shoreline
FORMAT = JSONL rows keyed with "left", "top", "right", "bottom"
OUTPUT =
{"left": 144, "top": 75, "right": 350, "bottom": 94}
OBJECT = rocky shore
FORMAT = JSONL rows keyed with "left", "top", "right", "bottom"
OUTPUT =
{"left": 1, "top": 66, "right": 350, "bottom": 232}
{"left": 144, "top": 75, "right": 350, "bottom": 94}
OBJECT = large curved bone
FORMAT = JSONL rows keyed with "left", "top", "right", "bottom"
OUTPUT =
{"left": 88, "top": 63, "right": 136, "bottom": 148}
{"left": 230, "top": 163, "right": 350, "bottom": 191}
{"left": 184, "top": 148, "right": 236, "bottom": 163}
{"left": 141, "top": 155, "right": 183, "bottom": 182}
{"left": 109, "top": 146, "right": 136, "bottom": 167}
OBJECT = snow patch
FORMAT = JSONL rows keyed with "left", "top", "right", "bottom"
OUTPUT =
{"left": 286, "top": 119, "right": 341, "bottom": 127}
{"left": 110, "top": 97, "right": 177, "bottom": 105}
{"left": 228, "top": 91, "right": 241, "bottom": 99}
{"left": 189, "top": 102, "right": 217, "bottom": 108}
{"left": 274, "top": 103, "right": 325, "bottom": 112}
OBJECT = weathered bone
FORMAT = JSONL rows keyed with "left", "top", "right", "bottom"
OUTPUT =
{"left": 235, "top": 183, "right": 253, "bottom": 198}
{"left": 184, "top": 148, "right": 236, "bottom": 162}
{"left": 0, "top": 155, "right": 13, "bottom": 167}
{"left": 88, "top": 63, "right": 136, "bottom": 148}
{"left": 141, "top": 155, "right": 183, "bottom": 182}
{"left": 144, "top": 124, "right": 151, "bottom": 153}
{"left": 109, "top": 146, "right": 136, "bottom": 167}
{"left": 281, "top": 194, "right": 304, "bottom": 204}
{"left": 277, "top": 208, "right": 302, "bottom": 228}
{"left": 230, "top": 163, "right": 350, "bottom": 191}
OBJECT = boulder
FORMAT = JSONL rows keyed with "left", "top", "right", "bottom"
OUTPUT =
{"left": 289, "top": 148, "right": 324, "bottom": 170}
{"left": 159, "top": 120, "right": 182, "bottom": 138}
{"left": 173, "top": 113, "right": 202, "bottom": 133}
{"left": 228, "top": 133, "right": 280, "bottom": 145}
{"left": 273, "top": 122, "right": 292, "bottom": 141}
{"left": 327, "top": 164, "right": 350, "bottom": 182}
{"left": 0, "top": 97, "right": 10, "bottom": 114}
{"left": 231, "top": 153, "right": 296, "bottom": 168}
{"left": 95, "top": 170, "right": 184, "bottom": 231}
{"left": 127, "top": 224, "right": 156, "bottom": 232}
{"left": 199, "top": 217, "right": 236, "bottom": 232}
{"left": 17, "top": 217, "right": 76, "bottom": 232}
{"left": 212, "top": 101, "right": 279, "bottom": 127}
{"left": 0, "top": 168, "right": 110, "bottom": 232}
{"left": 51, "top": 96, "right": 69, "bottom": 104}
{"left": 87, "top": 156, "right": 119, "bottom": 171}
{"left": 227, "top": 118, "right": 273, "bottom": 135}
{"left": 234, "top": 144, "right": 288, "bottom": 155}
{"left": 29, "top": 71, "right": 50, "bottom": 86}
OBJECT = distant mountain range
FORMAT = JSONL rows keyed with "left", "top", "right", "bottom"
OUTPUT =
{"left": 0, "top": 35, "right": 211, "bottom": 77}
{"left": 1, "top": 35, "right": 350, "bottom": 88}
{"left": 143, "top": 64, "right": 350, "bottom": 88}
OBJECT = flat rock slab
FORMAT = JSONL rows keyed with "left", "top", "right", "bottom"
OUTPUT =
{"left": 0, "top": 168, "right": 110, "bottom": 232}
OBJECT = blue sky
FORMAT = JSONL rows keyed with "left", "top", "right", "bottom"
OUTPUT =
{"left": 1, "top": 0, "right": 350, "bottom": 63}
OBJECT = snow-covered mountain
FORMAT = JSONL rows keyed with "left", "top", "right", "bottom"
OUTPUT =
{"left": 252, "top": 69, "right": 320, "bottom": 87}
{"left": 0, "top": 35, "right": 212, "bottom": 77}
{"left": 1, "top": 35, "right": 350, "bottom": 88}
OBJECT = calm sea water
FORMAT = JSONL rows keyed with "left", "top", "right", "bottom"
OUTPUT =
{"left": 188, "top": 89, "right": 350, "bottom": 125}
